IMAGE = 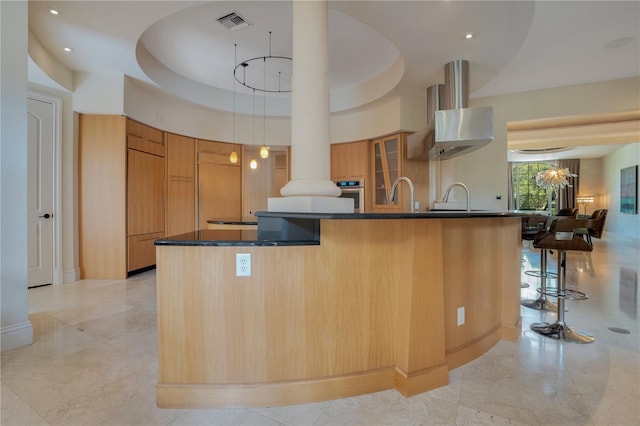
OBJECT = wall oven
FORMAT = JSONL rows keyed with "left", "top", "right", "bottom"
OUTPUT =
{"left": 335, "top": 179, "right": 365, "bottom": 213}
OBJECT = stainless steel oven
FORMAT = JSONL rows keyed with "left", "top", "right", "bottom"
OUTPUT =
{"left": 335, "top": 179, "right": 365, "bottom": 213}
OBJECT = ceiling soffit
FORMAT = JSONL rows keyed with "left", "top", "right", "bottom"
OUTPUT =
{"left": 508, "top": 110, "right": 640, "bottom": 150}
{"left": 136, "top": 2, "right": 402, "bottom": 116}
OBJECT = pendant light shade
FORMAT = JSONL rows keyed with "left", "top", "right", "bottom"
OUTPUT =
{"left": 250, "top": 159, "right": 258, "bottom": 169}
{"left": 260, "top": 145, "right": 269, "bottom": 158}
{"left": 229, "top": 151, "right": 238, "bottom": 164}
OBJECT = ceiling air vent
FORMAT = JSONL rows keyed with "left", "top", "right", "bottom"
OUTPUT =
{"left": 217, "top": 11, "right": 250, "bottom": 32}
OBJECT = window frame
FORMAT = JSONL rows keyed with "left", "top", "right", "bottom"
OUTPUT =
{"left": 512, "top": 161, "right": 556, "bottom": 211}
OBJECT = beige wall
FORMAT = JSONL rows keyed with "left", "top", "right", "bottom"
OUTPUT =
{"left": 1, "top": 0, "right": 33, "bottom": 351}
{"left": 123, "top": 76, "right": 291, "bottom": 147}
{"left": 579, "top": 157, "right": 606, "bottom": 214}
{"left": 603, "top": 143, "right": 640, "bottom": 240}
{"left": 73, "top": 72, "right": 125, "bottom": 114}
{"left": 446, "top": 77, "right": 640, "bottom": 212}
{"left": 122, "top": 76, "right": 425, "bottom": 146}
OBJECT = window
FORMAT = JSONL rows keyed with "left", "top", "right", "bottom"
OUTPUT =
{"left": 512, "top": 162, "right": 555, "bottom": 211}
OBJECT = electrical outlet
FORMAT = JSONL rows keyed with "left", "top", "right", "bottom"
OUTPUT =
{"left": 457, "top": 306, "right": 465, "bottom": 326}
{"left": 236, "top": 253, "right": 251, "bottom": 277}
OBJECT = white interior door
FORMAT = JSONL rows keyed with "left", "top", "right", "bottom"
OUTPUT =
{"left": 27, "top": 97, "right": 55, "bottom": 287}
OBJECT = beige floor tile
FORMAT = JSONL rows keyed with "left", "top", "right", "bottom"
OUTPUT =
{"left": 0, "top": 234, "right": 637, "bottom": 425}
{"left": 455, "top": 404, "right": 532, "bottom": 425}
{"left": 0, "top": 383, "right": 49, "bottom": 426}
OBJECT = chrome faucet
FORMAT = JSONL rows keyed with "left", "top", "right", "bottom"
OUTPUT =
{"left": 443, "top": 182, "right": 471, "bottom": 212}
{"left": 390, "top": 176, "right": 415, "bottom": 213}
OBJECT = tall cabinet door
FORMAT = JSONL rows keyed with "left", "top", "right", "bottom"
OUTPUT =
{"left": 166, "top": 133, "right": 196, "bottom": 236}
{"left": 126, "top": 146, "right": 165, "bottom": 273}
{"left": 79, "top": 114, "right": 127, "bottom": 279}
{"left": 372, "top": 134, "right": 402, "bottom": 210}
{"left": 127, "top": 149, "right": 165, "bottom": 235}
{"left": 198, "top": 151, "right": 241, "bottom": 229}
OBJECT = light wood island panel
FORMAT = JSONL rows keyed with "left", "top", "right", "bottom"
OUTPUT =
{"left": 156, "top": 217, "right": 521, "bottom": 408}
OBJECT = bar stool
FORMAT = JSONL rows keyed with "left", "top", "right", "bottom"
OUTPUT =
{"left": 530, "top": 219, "right": 594, "bottom": 343}
{"left": 521, "top": 216, "right": 559, "bottom": 311}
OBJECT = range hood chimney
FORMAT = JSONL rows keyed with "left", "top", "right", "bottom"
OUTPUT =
{"left": 407, "top": 60, "right": 494, "bottom": 160}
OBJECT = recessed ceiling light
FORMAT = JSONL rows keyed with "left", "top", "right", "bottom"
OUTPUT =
{"left": 465, "top": 33, "right": 473, "bottom": 39}
{"left": 49, "top": 9, "right": 60, "bottom": 15}
{"left": 63, "top": 47, "right": 73, "bottom": 52}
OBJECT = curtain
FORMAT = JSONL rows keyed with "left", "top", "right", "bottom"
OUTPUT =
{"left": 507, "top": 162, "right": 515, "bottom": 210}
{"left": 557, "top": 159, "right": 580, "bottom": 210}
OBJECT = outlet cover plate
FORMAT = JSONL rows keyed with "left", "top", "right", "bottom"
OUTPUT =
{"left": 457, "top": 306, "right": 465, "bottom": 326}
{"left": 236, "top": 253, "right": 251, "bottom": 277}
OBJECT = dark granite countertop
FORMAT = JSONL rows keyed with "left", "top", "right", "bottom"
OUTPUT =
{"left": 206, "top": 217, "right": 258, "bottom": 225}
{"left": 255, "top": 210, "right": 533, "bottom": 220}
{"left": 157, "top": 211, "right": 534, "bottom": 247}
{"left": 154, "top": 229, "right": 319, "bottom": 247}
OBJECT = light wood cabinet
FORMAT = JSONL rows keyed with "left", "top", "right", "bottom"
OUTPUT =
{"left": 128, "top": 231, "right": 165, "bottom": 272}
{"left": 273, "top": 151, "right": 290, "bottom": 197}
{"left": 79, "top": 115, "right": 165, "bottom": 279}
{"left": 166, "top": 133, "right": 196, "bottom": 236}
{"left": 197, "top": 140, "right": 242, "bottom": 229}
{"left": 79, "top": 115, "right": 127, "bottom": 279}
{"left": 127, "top": 149, "right": 165, "bottom": 236}
{"left": 242, "top": 147, "right": 290, "bottom": 216}
{"left": 127, "top": 119, "right": 164, "bottom": 156}
{"left": 369, "top": 132, "right": 429, "bottom": 212}
{"left": 330, "top": 140, "right": 369, "bottom": 181}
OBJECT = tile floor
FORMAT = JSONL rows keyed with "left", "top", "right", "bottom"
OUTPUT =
{"left": 2, "top": 236, "right": 639, "bottom": 425}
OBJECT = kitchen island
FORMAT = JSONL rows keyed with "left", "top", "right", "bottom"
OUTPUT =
{"left": 155, "top": 212, "right": 524, "bottom": 408}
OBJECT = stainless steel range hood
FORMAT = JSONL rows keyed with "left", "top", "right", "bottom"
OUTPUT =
{"left": 407, "top": 60, "right": 494, "bottom": 160}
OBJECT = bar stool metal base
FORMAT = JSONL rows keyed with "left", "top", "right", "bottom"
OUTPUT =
{"left": 530, "top": 321, "right": 595, "bottom": 343}
{"left": 521, "top": 297, "right": 557, "bottom": 311}
{"left": 524, "top": 249, "right": 558, "bottom": 279}
{"left": 524, "top": 270, "right": 558, "bottom": 279}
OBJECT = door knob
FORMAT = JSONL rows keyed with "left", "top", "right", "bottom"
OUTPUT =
{"left": 38, "top": 213, "right": 52, "bottom": 219}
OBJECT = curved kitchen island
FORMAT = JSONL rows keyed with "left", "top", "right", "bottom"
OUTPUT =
{"left": 155, "top": 212, "right": 524, "bottom": 408}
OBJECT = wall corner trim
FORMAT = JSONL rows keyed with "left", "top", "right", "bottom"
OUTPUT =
{"left": 63, "top": 268, "right": 81, "bottom": 283}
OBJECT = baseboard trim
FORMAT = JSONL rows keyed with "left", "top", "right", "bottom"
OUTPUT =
{"left": 500, "top": 317, "right": 522, "bottom": 342}
{"left": 157, "top": 368, "right": 396, "bottom": 408}
{"left": 1, "top": 320, "right": 33, "bottom": 352}
{"left": 63, "top": 268, "right": 80, "bottom": 283}
{"left": 394, "top": 364, "right": 449, "bottom": 397}
{"left": 445, "top": 325, "right": 501, "bottom": 371}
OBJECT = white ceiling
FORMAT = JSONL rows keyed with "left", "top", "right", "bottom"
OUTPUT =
{"left": 28, "top": 0, "right": 640, "bottom": 111}
{"left": 28, "top": 0, "right": 640, "bottom": 163}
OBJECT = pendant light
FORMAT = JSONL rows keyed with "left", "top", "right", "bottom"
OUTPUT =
{"left": 260, "top": 48, "right": 269, "bottom": 159}
{"left": 250, "top": 87, "right": 258, "bottom": 170}
{"left": 229, "top": 43, "right": 239, "bottom": 164}
{"left": 233, "top": 31, "right": 290, "bottom": 168}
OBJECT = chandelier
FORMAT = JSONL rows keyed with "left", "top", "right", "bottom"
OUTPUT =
{"left": 233, "top": 31, "right": 292, "bottom": 93}
{"left": 535, "top": 167, "right": 577, "bottom": 192}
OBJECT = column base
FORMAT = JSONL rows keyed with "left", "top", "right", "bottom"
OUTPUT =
{"left": 268, "top": 196, "right": 354, "bottom": 213}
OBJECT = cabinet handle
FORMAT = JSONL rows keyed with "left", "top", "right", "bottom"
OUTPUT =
{"left": 38, "top": 213, "right": 52, "bottom": 219}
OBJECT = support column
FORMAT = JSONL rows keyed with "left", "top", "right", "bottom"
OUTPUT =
{"left": 268, "top": 0, "right": 352, "bottom": 213}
